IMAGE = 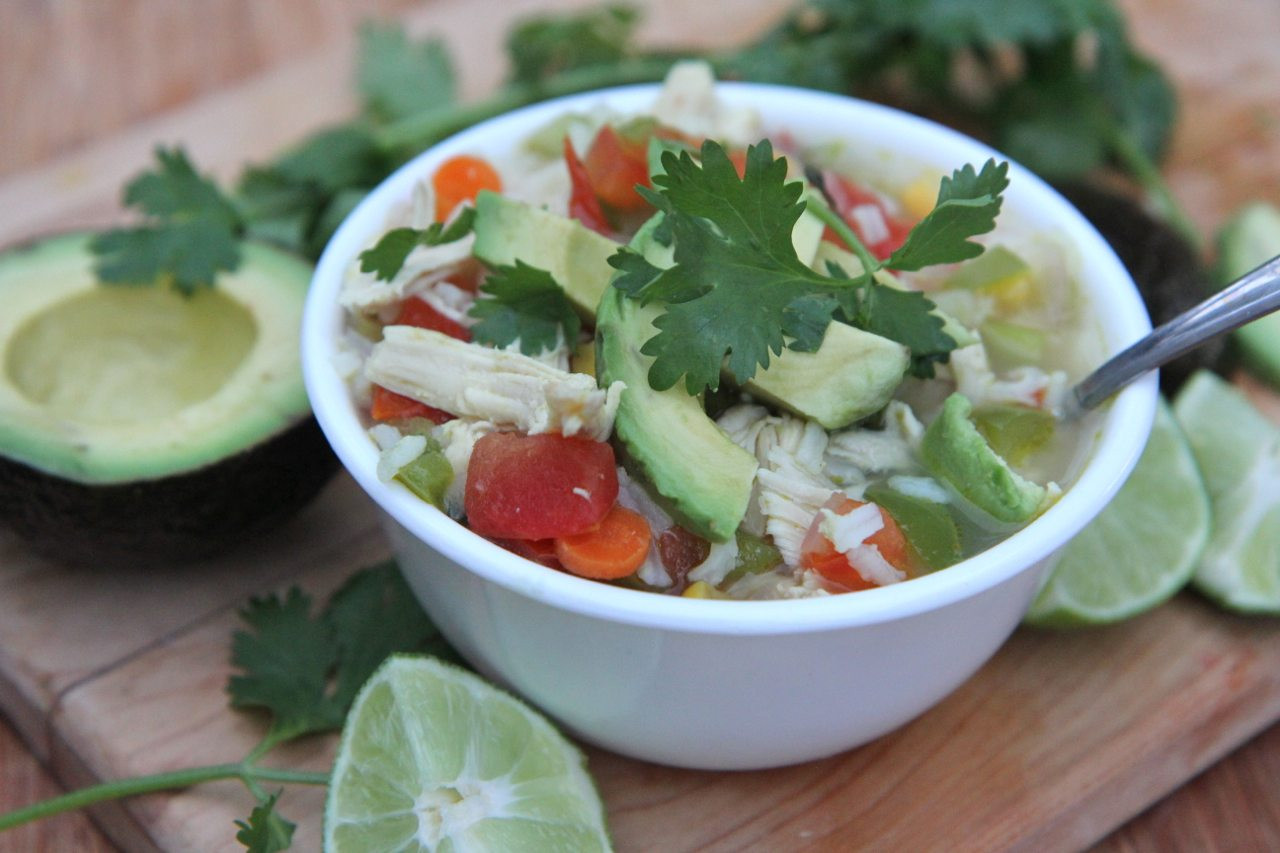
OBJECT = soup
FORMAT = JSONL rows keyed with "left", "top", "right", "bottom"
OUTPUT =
{"left": 335, "top": 63, "right": 1099, "bottom": 600}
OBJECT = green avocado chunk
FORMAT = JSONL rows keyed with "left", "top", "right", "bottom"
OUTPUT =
{"left": 472, "top": 192, "right": 910, "bottom": 428}
{"left": 595, "top": 218, "right": 757, "bottom": 542}
{"left": 0, "top": 231, "right": 335, "bottom": 566}
{"left": 921, "top": 393, "right": 1047, "bottom": 525}
{"left": 471, "top": 190, "right": 618, "bottom": 319}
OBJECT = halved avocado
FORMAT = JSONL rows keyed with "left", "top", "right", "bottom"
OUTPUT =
{"left": 0, "top": 232, "right": 337, "bottom": 566}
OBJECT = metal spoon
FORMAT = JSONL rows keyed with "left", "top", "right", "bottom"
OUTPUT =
{"left": 1069, "top": 254, "right": 1280, "bottom": 414}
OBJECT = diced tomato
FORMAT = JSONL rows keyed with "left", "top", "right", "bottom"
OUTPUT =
{"left": 369, "top": 385, "right": 454, "bottom": 424}
{"left": 432, "top": 154, "right": 502, "bottom": 222}
{"left": 584, "top": 124, "right": 651, "bottom": 211}
{"left": 393, "top": 295, "right": 470, "bottom": 341}
{"left": 656, "top": 525, "right": 711, "bottom": 588}
{"left": 822, "top": 171, "right": 915, "bottom": 261}
{"left": 563, "top": 136, "right": 612, "bottom": 236}
{"left": 799, "top": 494, "right": 912, "bottom": 592}
{"left": 465, "top": 432, "right": 618, "bottom": 540}
{"left": 495, "top": 537, "right": 562, "bottom": 569}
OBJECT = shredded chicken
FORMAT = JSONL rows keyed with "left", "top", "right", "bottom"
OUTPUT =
{"left": 949, "top": 343, "right": 1067, "bottom": 411}
{"left": 366, "top": 327, "right": 624, "bottom": 441}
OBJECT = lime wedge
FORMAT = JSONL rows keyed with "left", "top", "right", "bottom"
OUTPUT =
{"left": 324, "top": 656, "right": 611, "bottom": 852}
{"left": 1025, "top": 399, "right": 1210, "bottom": 626}
{"left": 1173, "top": 371, "right": 1280, "bottom": 613}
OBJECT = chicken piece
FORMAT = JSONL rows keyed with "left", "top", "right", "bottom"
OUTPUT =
{"left": 366, "top": 326, "right": 624, "bottom": 441}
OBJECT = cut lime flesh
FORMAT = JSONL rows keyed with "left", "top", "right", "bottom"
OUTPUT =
{"left": 1173, "top": 371, "right": 1280, "bottom": 613}
{"left": 1025, "top": 399, "right": 1210, "bottom": 627}
{"left": 325, "top": 655, "right": 611, "bottom": 852}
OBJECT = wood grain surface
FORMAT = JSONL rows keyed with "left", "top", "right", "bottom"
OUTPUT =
{"left": 1, "top": 1, "right": 1278, "bottom": 851}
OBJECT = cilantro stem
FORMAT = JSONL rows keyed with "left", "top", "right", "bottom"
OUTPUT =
{"left": 803, "top": 190, "right": 882, "bottom": 276}
{"left": 1107, "top": 128, "right": 1203, "bottom": 252}
{"left": 0, "top": 762, "right": 329, "bottom": 832}
{"left": 373, "top": 57, "right": 681, "bottom": 154}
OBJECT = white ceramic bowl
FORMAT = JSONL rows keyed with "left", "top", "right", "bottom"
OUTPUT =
{"left": 302, "top": 83, "right": 1157, "bottom": 770}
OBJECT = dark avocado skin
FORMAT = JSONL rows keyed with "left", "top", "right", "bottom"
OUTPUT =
{"left": 1054, "top": 181, "right": 1225, "bottom": 393}
{"left": 0, "top": 414, "right": 339, "bottom": 568}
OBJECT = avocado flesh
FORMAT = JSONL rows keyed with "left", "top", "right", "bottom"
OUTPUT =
{"left": 0, "top": 232, "right": 336, "bottom": 565}
{"left": 920, "top": 393, "right": 1046, "bottom": 525}
{"left": 472, "top": 192, "right": 910, "bottom": 428}
{"left": 595, "top": 219, "right": 757, "bottom": 542}
{"left": 0, "top": 233, "right": 311, "bottom": 483}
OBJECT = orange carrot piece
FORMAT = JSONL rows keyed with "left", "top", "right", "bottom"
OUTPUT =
{"left": 554, "top": 505, "right": 652, "bottom": 580}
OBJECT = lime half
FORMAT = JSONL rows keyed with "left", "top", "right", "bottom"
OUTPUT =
{"left": 325, "top": 656, "right": 611, "bottom": 852}
{"left": 1174, "top": 371, "right": 1280, "bottom": 613}
{"left": 1025, "top": 398, "right": 1210, "bottom": 626}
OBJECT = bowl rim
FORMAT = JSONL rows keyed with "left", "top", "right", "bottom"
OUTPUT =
{"left": 302, "top": 80, "right": 1158, "bottom": 636}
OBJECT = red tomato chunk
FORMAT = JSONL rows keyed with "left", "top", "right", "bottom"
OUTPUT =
{"left": 369, "top": 385, "right": 454, "bottom": 424}
{"left": 394, "top": 295, "right": 471, "bottom": 341}
{"left": 799, "top": 494, "right": 912, "bottom": 591}
{"left": 465, "top": 432, "right": 619, "bottom": 540}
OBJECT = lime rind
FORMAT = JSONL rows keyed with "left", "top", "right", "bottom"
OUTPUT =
{"left": 325, "top": 655, "right": 611, "bottom": 852}
{"left": 1174, "top": 371, "right": 1280, "bottom": 613}
{"left": 1025, "top": 398, "right": 1210, "bottom": 627}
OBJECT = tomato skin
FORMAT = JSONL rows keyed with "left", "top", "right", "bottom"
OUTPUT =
{"left": 369, "top": 385, "right": 454, "bottom": 424}
{"left": 393, "top": 295, "right": 471, "bottom": 341}
{"left": 494, "top": 537, "right": 562, "bottom": 569}
{"left": 563, "top": 136, "right": 613, "bottom": 236}
{"left": 432, "top": 154, "right": 501, "bottom": 222}
{"left": 799, "top": 494, "right": 912, "bottom": 591}
{"left": 584, "top": 125, "right": 651, "bottom": 211}
{"left": 822, "top": 171, "right": 914, "bottom": 261}
{"left": 465, "top": 432, "right": 619, "bottom": 540}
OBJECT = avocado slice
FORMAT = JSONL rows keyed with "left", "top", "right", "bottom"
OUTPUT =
{"left": 0, "top": 232, "right": 336, "bottom": 566}
{"left": 595, "top": 218, "right": 757, "bottom": 542}
{"left": 920, "top": 393, "right": 1047, "bottom": 525}
{"left": 472, "top": 190, "right": 617, "bottom": 319}
{"left": 472, "top": 192, "right": 910, "bottom": 428}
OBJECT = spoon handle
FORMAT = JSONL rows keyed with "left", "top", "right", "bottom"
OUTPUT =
{"left": 1072, "top": 254, "right": 1280, "bottom": 411}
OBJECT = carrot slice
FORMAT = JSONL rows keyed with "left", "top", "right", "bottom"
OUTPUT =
{"left": 554, "top": 505, "right": 652, "bottom": 580}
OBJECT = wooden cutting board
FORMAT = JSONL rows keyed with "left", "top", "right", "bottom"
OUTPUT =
{"left": 1, "top": 0, "right": 1278, "bottom": 850}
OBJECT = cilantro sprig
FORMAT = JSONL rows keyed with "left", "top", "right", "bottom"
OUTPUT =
{"left": 93, "top": 2, "right": 1190, "bottom": 294}
{"left": 357, "top": 206, "right": 476, "bottom": 281}
{"left": 468, "top": 261, "right": 582, "bottom": 355}
{"left": 609, "top": 140, "right": 1004, "bottom": 393}
{"left": 91, "top": 147, "right": 245, "bottom": 295}
{"left": 0, "top": 562, "right": 454, "bottom": 852}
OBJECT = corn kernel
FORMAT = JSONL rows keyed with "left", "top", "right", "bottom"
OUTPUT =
{"left": 682, "top": 581, "right": 726, "bottom": 599}
{"left": 570, "top": 339, "right": 596, "bottom": 377}
{"left": 900, "top": 175, "right": 940, "bottom": 221}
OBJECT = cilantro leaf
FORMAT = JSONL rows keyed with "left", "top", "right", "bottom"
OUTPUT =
{"left": 506, "top": 5, "right": 639, "bottom": 84}
{"left": 843, "top": 282, "right": 955, "bottom": 378}
{"left": 227, "top": 561, "right": 446, "bottom": 741}
{"left": 234, "top": 793, "right": 295, "bottom": 853}
{"left": 468, "top": 261, "right": 582, "bottom": 355}
{"left": 237, "top": 124, "right": 389, "bottom": 258}
{"left": 228, "top": 587, "right": 342, "bottom": 738}
{"left": 358, "top": 207, "right": 476, "bottom": 280}
{"left": 325, "top": 561, "right": 462, "bottom": 707}
{"left": 884, "top": 159, "right": 1009, "bottom": 270}
{"left": 91, "top": 147, "right": 243, "bottom": 294}
{"left": 626, "top": 140, "right": 843, "bottom": 392}
{"left": 357, "top": 22, "right": 456, "bottom": 123}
